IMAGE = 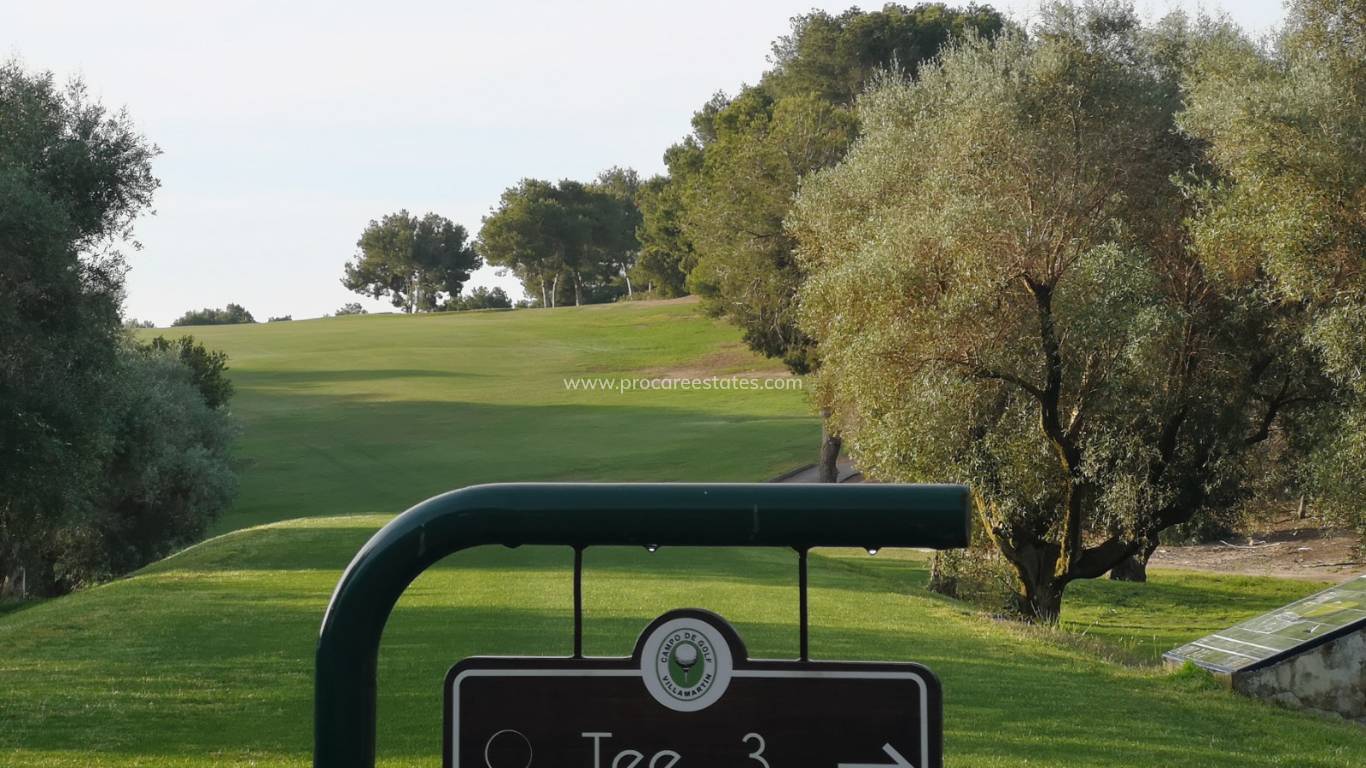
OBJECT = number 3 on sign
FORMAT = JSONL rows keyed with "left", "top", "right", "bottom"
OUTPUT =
{"left": 743, "top": 733, "right": 770, "bottom": 767}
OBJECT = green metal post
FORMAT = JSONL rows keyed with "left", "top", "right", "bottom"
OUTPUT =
{"left": 314, "top": 482, "right": 969, "bottom": 767}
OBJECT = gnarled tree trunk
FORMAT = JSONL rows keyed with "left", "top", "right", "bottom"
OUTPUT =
{"left": 999, "top": 539, "right": 1066, "bottom": 623}
{"left": 1013, "top": 576, "right": 1064, "bottom": 623}
{"left": 1109, "top": 538, "right": 1159, "bottom": 582}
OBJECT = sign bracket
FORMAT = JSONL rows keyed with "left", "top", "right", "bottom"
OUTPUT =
{"left": 572, "top": 545, "right": 585, "bottom": 659}
{"left": 798, "top": 546, "right": 810, "bottom": 662}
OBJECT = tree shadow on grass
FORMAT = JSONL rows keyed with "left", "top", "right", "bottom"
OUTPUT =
{"left": 234, "top": 368, "right": 488, "bottom": 388}
{"left": 7, "top": 577, "right": 1365, "bottom": 768}
{"left": 143, "top": 528, "right": 927, "bottom": 613}
{"left": 215, "top": 393, "right": 815, "bottom": 534}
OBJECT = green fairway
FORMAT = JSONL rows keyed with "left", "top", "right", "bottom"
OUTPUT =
{"left": 4, "top": 301, "right": 1362, "bottom": 767}
{"left": 1059, "top": 570, "right": 1342, "bottom": 665}
{"left": 143, "top": 301, "right": 815, "bottom": 532}
{"left": 1, "top": 517, "right": 1360, "bottom": 767}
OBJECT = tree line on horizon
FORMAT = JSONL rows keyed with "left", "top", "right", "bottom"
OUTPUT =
{"left": 341, "top": 3, "right": 1006, "bottom": 319}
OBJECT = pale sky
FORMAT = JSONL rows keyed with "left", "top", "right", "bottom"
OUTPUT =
{"left": 3, "top": 0, "right": 1286, "bottom": 325}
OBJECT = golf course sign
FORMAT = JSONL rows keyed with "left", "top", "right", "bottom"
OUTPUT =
{"left": 314, "top": 483, "right": 971, "bottom": 768}
{"left": 446, "top": 609, "right": 942, "bottom": 768}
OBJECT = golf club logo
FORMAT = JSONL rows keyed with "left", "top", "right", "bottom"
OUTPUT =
{"left": 639, "top": 615, "right": 733, "bottom": 712}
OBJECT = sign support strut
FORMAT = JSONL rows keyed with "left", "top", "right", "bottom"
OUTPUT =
{"left": 573, "top": 546, "right": 584, "bottom": 659}
{"left": 797, "top": 547, "right": 810, "bottom": 662}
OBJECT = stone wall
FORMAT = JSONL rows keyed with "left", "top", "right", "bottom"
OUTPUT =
{"left": 1233, "top": 628, "right": 1366, "bottom": 722}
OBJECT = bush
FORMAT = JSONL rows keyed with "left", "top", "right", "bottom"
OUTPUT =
{"left": 334, "top": 302, "right": 367, "bottom": 316}
{"left": 0, "top": 60, "right": 158, "bottom": 598}
{"left": 142, "top": 336, "right": 233, "bottom": 409}
{"left": 49, "top": 347, "right": 237, "bottom": 589}
{"left": 443, "top": 286, "right": 513, "bottom": 311}
{"left": 927, "top": 529, "right": 1018, "bottom": 613}
{"left": 171, "top": 303, "right": 255, "bottom": 326}
{"left": 267, "top": 315, "right": 291, "bottom": 323}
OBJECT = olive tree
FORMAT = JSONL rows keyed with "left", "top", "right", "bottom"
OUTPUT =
{"left": 1180, "top": 0, "right": 1366, "bottom": 542}
{"left": 789, "top": 7, "right": 1347, "bottom": 621}
{"left": 0, "top": 61, "right": 157, "bottom": 595}
{"left": 678, "top": 5, "right": 1006, "bottom": 481}
{"left": 0, "top": 61, "right": 238, "bottom": 597}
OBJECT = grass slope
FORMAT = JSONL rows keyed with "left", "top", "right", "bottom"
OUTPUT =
{"left": 1, "top": 517, "right": 1360, "bottom": 767}
{"left": 4, "top": 301, "right": 1361, "bottom": 766}
{"left": 146, "top": 301, "right": 814, "bottom": 532}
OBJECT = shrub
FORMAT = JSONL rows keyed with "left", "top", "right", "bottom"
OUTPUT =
{"left": 141, "top": 336, "right": 233, "bottom": 409}
{"left": 47, "top": 345, "right": 237, "bottom": 591}
{"left": 444, "top": 286, "right": 513, "bottom": 311}
{"left": 171, "top": 303, "right": 255, "bottom": 326}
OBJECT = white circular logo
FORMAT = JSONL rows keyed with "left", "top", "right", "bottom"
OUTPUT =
{"left": 639, "top": 616, "right": 733, "bottom": 712}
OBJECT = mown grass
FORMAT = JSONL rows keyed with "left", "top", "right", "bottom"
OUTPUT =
{"left": 3, "top": 302, "right": 1360, "bottom": 766}
{"left": 1060, "top": 570, "right": 1332, "bottom": 664}
{"left": 144, "top": 301, "right": 815, "bottom": 532}
{"left": 1, "top": 517, "right": 1358, "bottom": 767}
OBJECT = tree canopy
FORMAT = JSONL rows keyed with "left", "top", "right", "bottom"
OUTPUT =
{"left": 478, "top": 174, "right": 641, "bottom": 307}
{"left": 341, "top": 211, "right": 481, "bottom": 312}
{"left": 652, "top": 3, "right": 1007, "bottom": 374}
{"left": 172, "top": 303, "right": 255, "bottom": 326}
{"left": 631, "top": 173, "right": 695, "bottom": 297}
{"left": 0, "top": 61, "right": 235, "bottom": 596}
{"left": 789, "top": 4, "right": 1359, "bottom": 621}
{"left": 1179, "top": 0, "right": 1366, "bottom": 540}
{"left": 444, "top": 285, "right": 513, "bottom": 311}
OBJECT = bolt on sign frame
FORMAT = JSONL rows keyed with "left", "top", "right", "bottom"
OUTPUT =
{"left": 314, "top": 482, "right": 971, "bottom": 768}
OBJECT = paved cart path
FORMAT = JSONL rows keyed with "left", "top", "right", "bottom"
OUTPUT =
{"left": 771, "top": 457, "right": 861, "bottom": 483}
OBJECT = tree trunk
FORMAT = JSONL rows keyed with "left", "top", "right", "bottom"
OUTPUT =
{"left": 625, "top": 273, "right": 633, "bottom": 298}
{"left": 540, "top": 279, "right": 548, "bottom": 309}
{"left": 1109, "top": 538, "right": 1158, "bottom": 582}
{"left": 573, "top": 273, "right": 582, "bottom": 306}
{"left": 1297, "top": 494, "right": 1308, "bottom": 520}
{"left": 550, "top": 275, "right": 560, "bottom": 308}
{"left": 927, "top": 552, "right": 959, "bottom": 599}
{"left": 1000, "top": 541, "right": 1065, "bottom": 623}
{"left": 1108, "top": 555, "right": 1147, "bottom": 582}
{"left": 1013, "top": 578, "right": 1064, "bottom": 623}
{"left": 817, "top": 408, "right": 842, "bottom": 483}
{"left": 1, "top": 564, "right": 26, "bottom": 599}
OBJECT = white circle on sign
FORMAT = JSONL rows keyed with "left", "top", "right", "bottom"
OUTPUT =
{"left": 483, "top": 729, "right": 533, "bottom": 768}
{"left": 639, "top": 616, "right": 733, "bottom": 712}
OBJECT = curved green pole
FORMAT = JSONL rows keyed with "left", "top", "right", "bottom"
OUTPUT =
{"left": 314, "top": 482, "right": 969, "bottom": 767}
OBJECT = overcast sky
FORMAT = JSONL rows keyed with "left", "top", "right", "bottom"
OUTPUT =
{"left": 4, "top": 0, "right": 1287, "bottom": 325}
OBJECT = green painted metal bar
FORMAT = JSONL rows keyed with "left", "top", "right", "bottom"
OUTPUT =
{"left": 314, "top": 482, "right": 969, "bottom": 768}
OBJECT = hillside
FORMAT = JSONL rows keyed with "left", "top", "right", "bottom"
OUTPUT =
{"left": 2, "top": 516, "right": 1361, "bottom": 767}
{"left": 146, "top": 300, "right": 815, "bottom": 532}
{"left": 3, "top": 300, "right": 1362, "bottom": 767}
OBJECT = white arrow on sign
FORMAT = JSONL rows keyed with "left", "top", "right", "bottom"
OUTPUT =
{"left": 837, "top": 743, "right": 914, "bottom": 768}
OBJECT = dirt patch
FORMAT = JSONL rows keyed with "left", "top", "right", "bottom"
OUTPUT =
{"left": 629, "top": 295, "right": 702, "bottom": 307}
{"left": 646, "top": 343, "right": 794, "bottom": 380}
{"left": 1152, "top": 514, "right": 1365, "bottom": 582}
